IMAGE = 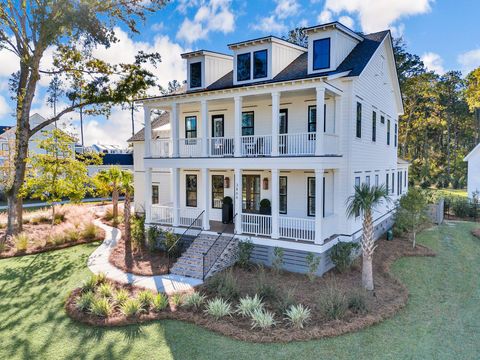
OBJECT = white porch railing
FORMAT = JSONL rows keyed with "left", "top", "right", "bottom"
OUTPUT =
{"left": 178, "top": 208, "right": 203, "bottom": 227}
{"left": 241, "top": 213, "right": 272, "bottom": 236}
{"left": 178, "top": 138, "right": 202, "bottom": 157}
{"left": 240, "top": 135, "right": 272, "bottom": 156}
{"left": 208, "top": 137, "right": 234, "bottom": 157}
{"left": 279, "top": 216, "right": 315, "bottom": 242}
{"left": 213, "top": 198, "right": 223, "bottom": 208}
{"left": 324, "top": 133, "right": 340, "bottom": 154}
{"left": 151, "top": 139, "right": 172, "bottom": 158}
{"left": 151, "top": 205, "right": 174, "bottom": 224}
{"left": 278, "top": 132, "right": 316, "bottom": 156}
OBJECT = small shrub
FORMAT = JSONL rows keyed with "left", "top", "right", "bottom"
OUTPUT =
{"left": 114, "top": 289, "right": 130, "bottom": 307}
{"left": 284, "top": 304, "right": 311, "bottom": 329}
{"left": 330, "top": 242, "right": 359, "bottom": 273}
{"left": 255, "top": 266, "right": 277, "bottom": 302}
{"left": 97, "top": 283, "right": 114, "bottom": 298}
{"left": 14, "top": 233, "right": 28, "bottom": 252}
{"left": 275, "top": 288, "right": 296, "bottom": 314}
{"left": 120, "top": 298, "right": 142, "bottom": 317}
{"left": 131, "top": 215, "right": 145, "bottom": 248}
{"left": 47, "top": 233, "right": 66, "bottom": 246}
{"left": 164, "top": 231, "right": 180, "bottom": 256}
{"left": 82, "top": 273, "right": 106, "bottom": 292}
{"left": 171, "top": 293, "right": 183, "bottom": 307}
{"left": 89, "top": 297, "right": 113, "bottom": 317}
{"left": 182, "top": 292, "right": 206, "bottom": 311}
{"left": 452, "top": 198, "right": 471, "bottom": 218}
{"left": 250, "top": 308, "right": 276, "bottom": 330}
{"left": 204, "top": 298, "right": 232, "bottom": 320}
{"left": 205, "top": 269, "right": 239, "bottom": 300}
{"left": 152, "top": 293, "right": 169, "bottom": 312}
{"left": 147, "top": 225, "right": 162, "bottom": 251}
{"left": 305, "top": 252, "right": 321, "bottom": 282}
{"left": 318, "top": 285, "right": 347, "bottom": 320}
{"left": 237, "top": 239, "right": 254, "bottom": 268}
{"left": 67, "top": 228, "right": 81, "bottom": 243}
{"left": 137, "top": 290, "right": 155, "bottom": 310}
{"left": 272, "top": 247, "right": 284, "bottom": 273}
{"left": 236, "top": 294, "right": 264, "bottom": 317}
{"left": 82, "top": 223, "right": 98, "bottom": 241}
{"left": 347, "top": 289, "right": 369, "bottom": 314}
{"left": 75, "top": 291, "right": 95, "bottom": 312}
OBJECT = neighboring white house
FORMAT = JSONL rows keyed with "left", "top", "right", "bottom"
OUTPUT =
{"left": 464, "top": 143, "right": 480, "bottom": 198}
{"left": 77, "top": 143, "right": 134, "bottom": 176}
{"left": 129, "top": 21, "right": 409, "bottom": 277}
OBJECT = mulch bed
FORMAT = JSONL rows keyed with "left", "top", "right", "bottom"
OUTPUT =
{"left": 66, "top": 236, "right": 436, "bottom": 342}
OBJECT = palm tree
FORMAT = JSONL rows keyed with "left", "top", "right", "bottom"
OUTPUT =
{"left": 119, "top": 170, "right": 134, "bottom": 242}
{"left": 95, "top": 166, "right": 122, "bottom": 219}
{"left": 346, "top": 184, "right": 390, "bottom": 291}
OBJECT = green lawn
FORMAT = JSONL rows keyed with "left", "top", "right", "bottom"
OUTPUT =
{"left": 1, "top": 222, "right": 479, "bottom": 359}
{"left": 428, "top": 188, "right": 468, "bottom": 198}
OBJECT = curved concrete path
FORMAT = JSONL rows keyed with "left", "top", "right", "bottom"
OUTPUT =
{"left": 87, "top": 219, "right": 203, "bottom": 294}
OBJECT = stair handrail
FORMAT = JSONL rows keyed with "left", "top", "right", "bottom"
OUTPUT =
{"left": 202, "top": 213, "right": 237, "bottom": 279}
{"left": 168, "top": 209, "right": 205, "bottom": 253}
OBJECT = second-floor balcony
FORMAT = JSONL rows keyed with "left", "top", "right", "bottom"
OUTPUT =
{"left": 150, "top": 132, "right": 339, "bottom": 158}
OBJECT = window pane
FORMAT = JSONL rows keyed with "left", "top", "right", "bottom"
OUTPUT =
{"left": 152, "top": 185, "right": 159, "bottom": 205}
{"left": 279, "top": 176, "right": 287, "bottom": 214}
{"left": 372, "top": 111, "right": 376, "bottom": 142}
{"left": 253, "top": 50, "right": 267, "bottom": 79}
{"left": 212, "top": 175, "right": 224, "bottom": 208}
{"left": 237, "top": 53, "right": 251, "bottom": 81}
{"left": 212, "top": 115, "right": 224, "bottom": 137}
{"left": 356, "top": 102, "right": 362, "bottom": 138}
{"left": 307, "top": 177, "right": 315, "bottom": 216}
{"left": 308, "top": 106, "right": 316, "bottom": 132}
{"left": 387, "top": 119, "right": 391, "bottom": 145}
{"left": 190, "top": 62, "right": 202, "bottom": 88}
{"left": 186, "top": 175, "right": 197, "bottom": 207}
{"left": 313, "top": 38, "right": 330, "bottom": 70}
{"left": 242, "top": 112, "right": 254, "bottom": 136}
{"left": 185, "top": 116, "right": 197, "bottom": 139}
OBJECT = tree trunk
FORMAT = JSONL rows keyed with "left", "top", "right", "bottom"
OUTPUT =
{"left": 361, "top": 209, "right": 375, "bottom": 291}
{"left": 51, "top": 204, "right": 56, "bottom": 227}
{"left": 413, "top": 231, "right": 416, "bottom": 248}
{"left": 124, "top": 192, "right": 131, "bottom": 243}
{"left": 112, "top": 186, "right": 119, "bottom": 219}
{"left": 362, "top": 253, "right": 374, "bottom": 291}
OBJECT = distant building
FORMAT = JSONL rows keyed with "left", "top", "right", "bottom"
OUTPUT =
{"left": 86, "top": 152, "right": 133, "bottom": 176}
{"left": 464, "top": 143, "right": 480, "bottom": 198}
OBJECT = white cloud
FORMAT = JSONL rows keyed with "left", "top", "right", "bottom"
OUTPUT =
{"left": 82, "top": 107, "right": 134, "bottom": 147}
{"left": 176, "top": 0, "right": 235, "bottom": 43}
{"left": 323, "top": 0, "right": 433, "bottom": 33}
{"left": 421, "top": 52, "right": 445, "bottom": 75}
{"left": 458, "top": 49, "right": 480, "bottom": 75}
{"left": 250, "top": 0, "right": 299, "bottom": 34}
{"left": 339, "top": 15, "right": 354, "bottom": 29}
{"left": 318, "top": 10, "right": 332, "bottom": 23}
{"left": 251, "top": 15, "right": 288, "bottom": 34}
{"left": 275, "top": 0, "right": 300, "bottom": 20}
{"left": 151, "top": 22, "right": 165, "bottom": 32}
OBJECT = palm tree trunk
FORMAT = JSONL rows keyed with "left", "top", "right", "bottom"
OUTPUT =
{"left": 361, "top": 209, "right": 375, "bottom": 291}
{"left": 124, "top": 191, "right": 131, "bottom": 243}
{"left": 362, "top": 253, "right": 374, "bottom": 291}
{"left": 112, "top": 186, "right": 119, "bottom": 219}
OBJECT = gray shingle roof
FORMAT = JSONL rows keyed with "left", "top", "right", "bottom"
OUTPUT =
{"left": 128, "top": 112, "right": 170, "bottom": 142}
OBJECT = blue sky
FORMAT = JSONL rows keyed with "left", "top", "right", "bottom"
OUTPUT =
{"left": 0, "top": 0, "right": 479, "bottom": 146}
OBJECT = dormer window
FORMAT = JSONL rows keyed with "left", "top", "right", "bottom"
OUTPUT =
{"left": 190, "top": 62, "right": 202, "bottom": 88}
{"left": 253, "top": 50, "right": 268, "bottom": 79}
{"left": 237, "top": 53, "right": 251, "bottom": 81}
{"left": 313, "top": 38, "right": 330, "bottom": 70}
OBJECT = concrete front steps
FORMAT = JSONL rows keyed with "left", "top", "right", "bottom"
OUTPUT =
{"left": 170, "top": 233, "right": 238, "bottom": 280}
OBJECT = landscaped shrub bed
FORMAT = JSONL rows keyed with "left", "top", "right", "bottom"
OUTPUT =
{"left": 0, "top": 205, "right": 104, "bottom": 258}
{"left": 66, "top": 237, "right": 435, "bottom": 342}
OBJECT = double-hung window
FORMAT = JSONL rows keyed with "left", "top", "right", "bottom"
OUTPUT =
{"left": 354, "top": 176, "right": 361, "bottom": 217}
{"left": 365, "top": 175, "right": 371, "bottom": 186}
{"left": 307, "top": 177, "right": 315, "bottom": 217}
{"left": 237, "top": 53, "right": 251, "bottom": 81}
{"left": 313, "top": 38, "right": 330, "bottom": 70}
{"left": 253, "top": 50, "right": 267, "bottom": 79}
{"left": 211, "top": 175, "right": 224, "bottom": 209}
{"left": 186, "top": 175, "right": 197, "bottom": 207}
{"left": 372, "top": 111, "right": 377, "bottom": 142}
{"left": 387, "top": 119, "right": 391, "bottom": 145}
{"left": 185, "top": 116, "right": 197, "bottom": 139}
{"left": 241, "top": 112, "right": 254, "bottom": 136}
{"left": 308, "top": 106, "right": 316, "bottom": 138}
{"left": 190, "top": 62, "right": 202, "bottom": 88}
{"left": 394, "top": 123, "right": 398, "bottom": 147}
{"left": 386, "top": 173, "right": 389, "bottom": 193}
{"left": 279, "top": 176, "right": 287, "bottom": 214}
{"left": 152, "top": 185, "right": 159, "bottom": 205}
{"left": 375, "top": 174, "right": 379, "bottom": 186}
{"left": 391, "top": 172, "right": 395, "bottom": 194}
{"left": 356, "top": 102, "right": 362, "bottom": 138}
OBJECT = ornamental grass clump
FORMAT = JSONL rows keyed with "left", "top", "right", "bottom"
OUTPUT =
{"left": 137, "top": 290, "right": 155, "bottom": 310}
{"left": 75, "top": 291, "right": 95, "bottom": 312}
{"left": 236, "top": 295, "right": 264, "bottom": 317}
{"left": 114, "top": 289, "right": 130, "bottom": 307}
{"left": 318, "top": 285, "right": 348, "bottom": 321}
{"left": 347, "top": 289, "right": 369, "bottom": 314}
{"left": 81, "top": 273, "right": 106, "bottom": 293}
{"left": 14, "top": 233, "right": 28, "bottom": 252}
{"left": 170, "top": 293, "right": 183, "bottom": 308}
{"left": 82, "top": 223, "right": 98, "bottom": 241}
{"left": 152, "top": 293, "right": 169, "bottom": 312}
{"left": 182, "top": 292, "right": 206, "bottom": 311}
{"left": 204, "top": 298, "right": 232, "bottom": 320}
{"left": 284, "top": 304, "right": 311, "bottom": 329}
{"left": 97, "top": 283, "right": 114, "bottom": 298}
{"left": 120, "top": 298, "right": 143, "bottom": 317}
{"left": 250, "top": 308, "right": 276, "bottom": 330}
{"left": 89, "top": 297, "right": 113, "bottom": 317}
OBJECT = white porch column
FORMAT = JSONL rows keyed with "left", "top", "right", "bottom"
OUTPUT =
{"left": 234, "top": 168, "right": 242, "bottom": 234}
{"left": 271, "top": 169, "right": 279, "bottom": 239}
{"left": 271, "top": 92, "right": 280, "bottom": 157}
{"left": 145, "top": 168, "right": 152, "bottom": 223}
{"left": 171, "top": 103, "right": 179, "bottom": 157}
{"left": 234, "top": 96, "right": 242, "bottom": 157}
{"left": 172, "top": 167, "right": 180, "bottom": 227}
{"left": 315, "top": 86, "right": 325, "bottom": 156}
{"left": 202, "top": 168, "right": 210, "bottom": 230}
{"left": 144, "top": 106, "right": 152, "bottom": 157}
{"left": 201, "top": 99, "right": 208, "bottom": 157}
{"left": 314, "top": 168, "right": 324, "bottom": 244}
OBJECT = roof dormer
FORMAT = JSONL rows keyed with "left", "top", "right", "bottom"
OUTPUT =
{"left": 228, "top": 36, "right": 306, "bottom": 85}
{"left": 305, "top": 22, "right": 363, "bottom": 75}
{"left": 181, "top": 50, "right": 233, "bottom": 91}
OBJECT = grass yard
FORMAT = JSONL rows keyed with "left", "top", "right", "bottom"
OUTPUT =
{"left": 0, "top": 222, "right": 479, "bottom": 359}
{"left": 428, "top": 187, "right": 468, "bottom": 198}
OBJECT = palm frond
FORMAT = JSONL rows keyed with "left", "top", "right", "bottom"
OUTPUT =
{"left": 346, "top": 184, "right": 391, "bottom": 219}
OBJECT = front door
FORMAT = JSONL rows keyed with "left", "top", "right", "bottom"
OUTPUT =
{"left": 279, "top": 109, "right": 288, "bottom": 154}
{"left": 242, "top": 175, "right": 261, "bottom": 213}
{"left": 212, "top": 115, "right": 224, "bottom": 137}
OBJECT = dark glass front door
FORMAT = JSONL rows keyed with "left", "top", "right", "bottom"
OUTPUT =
{"left": 242, "top": 175, "right": 260, "bottom": 213}
{"left": 279, "top": 109, "right": 288, "bottom": 154}
{"left": 212, "top": 115, "right": 224, "bottom": 137}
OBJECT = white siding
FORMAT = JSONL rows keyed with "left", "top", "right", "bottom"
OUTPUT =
{"left": 467, "top": 150, "right": 480, "bottom": 198}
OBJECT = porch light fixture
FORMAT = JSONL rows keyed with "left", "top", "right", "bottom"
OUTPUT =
{"left": 224, "top": 176, "right": 230, "bottom": 189}
{"left": 263, "top": 177, "right": 269, "bottom": 190}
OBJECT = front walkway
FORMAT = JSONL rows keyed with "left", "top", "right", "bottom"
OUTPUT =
{"left": 87, "top": 220, "right": 203, "bottom": 294}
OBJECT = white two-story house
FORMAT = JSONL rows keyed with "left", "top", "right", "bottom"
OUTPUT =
{"left": 129, "top": 21, "right": 409, "bottom": 277}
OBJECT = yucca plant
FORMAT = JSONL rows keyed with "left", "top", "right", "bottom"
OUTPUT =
{"left": 170, "top": 293, "right": 183, "bottom": 308}
{"left": 236, "top": 294, "right": 264, "bottom": 317}
{"left": 81, "top": 273, "right": 106, "bottom": 293}
{"left": 152, "top": 293, "right": 169, "bottom": 312}
{"left": 89, "top": 297, "right": 113, "bottom": 317}
{"left": 182, "top": 292, "right": 206, "bottom": 311}
{"left": 284, "top": 304, "right": 311, "bottom": 329}
{"left": 114, "top": 289, "right": 130, "bottom": 307}
{"left": 75, "top": 291, "right": 95, "bottom": 312}
{"left": 250, "top": 308, "right": 276, "bottom": 330}
{"left": 97, "top": 283, "right": 114, "bottom": 298}
{"left": 137, "top": 290, "right": 155, "bottom": 310}
{"left": 204, "top": 298, "right": 232, "bottom": 320}
{"left": 120, "top": 298, "right": 143, "bottom": 317}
